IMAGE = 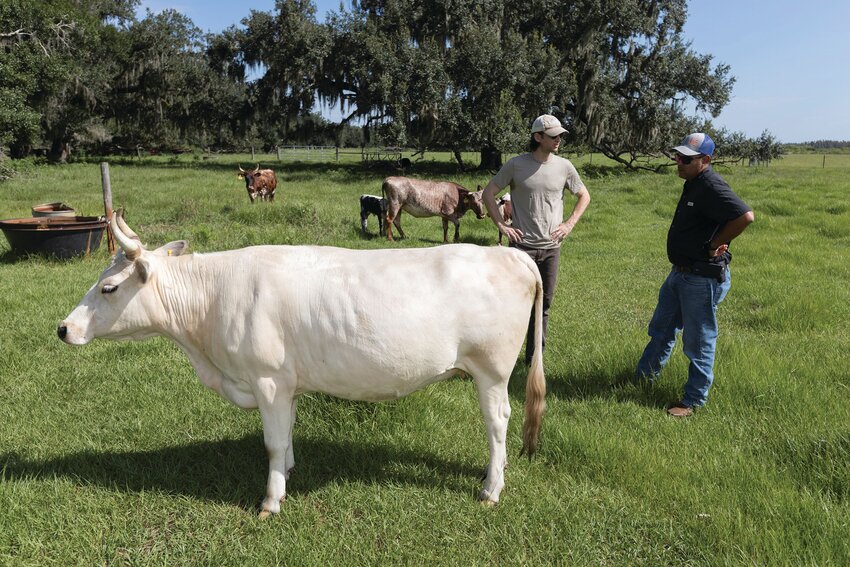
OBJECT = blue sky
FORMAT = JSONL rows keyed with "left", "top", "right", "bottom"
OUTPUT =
{"left": 138, "top": 0, "right": 850, "bottom": 142}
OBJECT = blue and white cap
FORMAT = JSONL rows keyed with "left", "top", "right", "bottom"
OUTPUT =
{"left": 672, "top": 133, "right": 715, "bottom": 157}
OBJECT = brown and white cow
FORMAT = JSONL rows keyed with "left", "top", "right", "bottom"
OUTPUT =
{"left": 382, "top": 176, "right": 486, "bottom": 243}
{"left": 238, "top": 165, "right": 277, "bottom": 203}
{"left": 58, "top": 213, "right": 546, "bottom": 518}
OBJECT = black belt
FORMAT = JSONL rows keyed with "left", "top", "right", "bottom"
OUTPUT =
{"left": 673, "top": 262, "right": 727, "bottom": 282}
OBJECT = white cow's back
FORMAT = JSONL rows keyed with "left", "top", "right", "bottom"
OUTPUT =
{"left": 185, "top": 244, "right": 539, "bottom": 402}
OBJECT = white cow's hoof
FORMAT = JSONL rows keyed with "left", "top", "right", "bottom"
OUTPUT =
{"left": 259, "top": 494, "right": 284, "bottom": 519}
{"left": 477, "top": 489, "right": 499, "bottom": 506}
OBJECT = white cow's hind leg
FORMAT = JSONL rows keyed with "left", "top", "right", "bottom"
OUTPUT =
{"left": 254, "top": 377, "right": 295, "bottom": 519}
{"left": 285, "top": 397, "right": 298, "bottom": 479}
{"left": 474, "top": 376, "right": 511, "bottom": 504}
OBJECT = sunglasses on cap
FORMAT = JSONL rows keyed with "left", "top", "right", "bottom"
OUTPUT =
{"left": 674, "top": 153, "right": 701, "bottom": 164}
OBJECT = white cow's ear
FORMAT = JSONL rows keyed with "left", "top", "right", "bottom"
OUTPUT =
{"left": 153, "top": 240, "right": 188, "bottom": 257}
{"left": 135, "top": 256, "right": 153, "bottom": 284}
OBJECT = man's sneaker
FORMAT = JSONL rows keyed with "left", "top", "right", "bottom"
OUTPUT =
{"left": 666, "top": 403, "right": 693, "bottom": 418}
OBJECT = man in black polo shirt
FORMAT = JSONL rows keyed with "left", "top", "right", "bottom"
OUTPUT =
{"left": 636, "top": 133, "right": 755, "bottom": 417}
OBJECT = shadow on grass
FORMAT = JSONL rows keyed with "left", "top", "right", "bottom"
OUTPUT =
{"left": 506, "top": 359, "right": 673, "bottom": 410}
{"left": 0, "top": 250, "right": 97, "bottom": 265}
{"left": 79, "top": 156, "right": 480, "bottom": 179}
{"left": 0, "top": 434, "right": 481, "bottom": 512}
{"left": 548, "top": 365, "right": 674, "bottom": 410}
{"left": 381, "top": 232, "right": 495, "bottom": 247}
{"left": 0, "top": 251, "right": 22, "bottom": 264}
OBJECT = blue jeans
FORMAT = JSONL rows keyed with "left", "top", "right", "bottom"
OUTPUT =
{"left": 636, "top": 268, "right": 731, "bottom": 407}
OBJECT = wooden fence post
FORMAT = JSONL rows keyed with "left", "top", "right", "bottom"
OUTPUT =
{"left": 277, "top": 146, "right": 281, "bottom": 161}
{"left": 823, "top": 155, "right": 826, "bottom": 169}
{"left": 100, "top": 162, "right": 115, "bottom": 254}
{"left": 251, "top": 146, "right": 255, "bottom": 161}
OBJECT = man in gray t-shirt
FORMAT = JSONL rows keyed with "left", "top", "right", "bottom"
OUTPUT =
{"left": 483, "top": 114, "right": 591, "bottom": 364}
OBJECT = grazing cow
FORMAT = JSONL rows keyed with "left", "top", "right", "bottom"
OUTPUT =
{"left": 381, "top": 176, "right": 487, "bottom": 243}
{"left": 238, "top": 165, "right": 277, "bottom": 203}
{"left": 359, "top": 194, "right": 388, "bottom": 236}
{"left": 58, "top": 214, "right": 546, "bottom": 518}
{"left": 496, "top": 193, "right": 513, "bottom": 245}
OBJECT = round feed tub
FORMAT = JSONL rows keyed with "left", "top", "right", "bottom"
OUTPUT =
{"left": 0, "top": 216, "right": 107, "bottom": 259}
{"left": 32, "top": 202, "right": 76, "bottom": 218}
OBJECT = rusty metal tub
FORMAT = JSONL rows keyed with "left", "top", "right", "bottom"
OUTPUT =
{"left": 0, "top": 216, "right": 107, "bottom": 259}
{"left": 31, "top": 202, "right": 77, "bottom": 218}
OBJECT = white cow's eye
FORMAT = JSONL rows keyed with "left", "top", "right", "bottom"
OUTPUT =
{"left": 102, "top": 284, "right": 118, "bottom": 294}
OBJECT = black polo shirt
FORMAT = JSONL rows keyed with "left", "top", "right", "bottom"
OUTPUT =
{"left": 667, "top": 167, "right": 751, "bottom": 267}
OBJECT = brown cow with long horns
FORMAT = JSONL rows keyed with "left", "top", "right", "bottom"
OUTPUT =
{"left": 238, "top": 164, "right": 277, "bottom": 203}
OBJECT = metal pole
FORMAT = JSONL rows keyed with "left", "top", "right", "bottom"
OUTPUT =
{"left": 100, "top": 162, "right": 115, "bottom": 254}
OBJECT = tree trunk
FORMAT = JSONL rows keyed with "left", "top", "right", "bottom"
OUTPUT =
{"left": 9, "top": 141, "right": 32, "bottom": 159}
{"left": 48, "top": 139, "right": 71, "bottom": 163}
{"left": 479, "top": 146, "right": 502, "bottom": 170}
{"left": 453, "top": 149, "right": 466, "bottom": 170}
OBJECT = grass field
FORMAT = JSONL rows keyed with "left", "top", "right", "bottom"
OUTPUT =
{"left": 1, "top": 153, "right": 848, "bottom": 565}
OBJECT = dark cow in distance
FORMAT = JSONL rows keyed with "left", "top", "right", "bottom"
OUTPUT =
{"left": 360, "top": 194, "right": 388, "bottom": 236}
{"left": 382, "top": 176, "right": 486, "bottom": 243}
{"left": 238, "top": 165, "right": 277, "bottom": 203}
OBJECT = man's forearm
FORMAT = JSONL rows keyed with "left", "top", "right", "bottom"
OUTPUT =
{"left": 564, "top": 188, "right": 590, "bottom": 228}
{"left": 482, "top": 181, "right": 505, "bottom": 226}
{"left": 710, "top": 210, "right": 755, "bottom": 248}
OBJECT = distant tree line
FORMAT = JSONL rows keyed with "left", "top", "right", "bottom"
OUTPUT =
{"left": 2, "top": 0, "right": 777, "bottom": 169}
{"left": 792, "top": 140, "right": 850, "bottom": 150}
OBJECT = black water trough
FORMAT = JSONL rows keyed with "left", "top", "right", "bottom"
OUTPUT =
{"left": 0, "top": 216, "right": 107, "bottom": 259}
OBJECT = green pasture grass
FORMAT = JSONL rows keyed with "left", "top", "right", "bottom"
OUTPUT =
{"left": 1, "top": 154, "right": 848, "bottom": 565}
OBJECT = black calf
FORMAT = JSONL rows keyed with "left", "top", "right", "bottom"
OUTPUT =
{"left": 360, "top": 194, "right": 388, "bottom": 235}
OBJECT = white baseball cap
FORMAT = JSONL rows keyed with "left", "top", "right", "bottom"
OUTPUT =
{"left": 531, "top": 114, "right": 567, "bottom": 136}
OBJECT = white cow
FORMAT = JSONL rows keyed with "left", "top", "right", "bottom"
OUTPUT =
{"left": 58, "top": 215, "right": 546, "bottom": 518}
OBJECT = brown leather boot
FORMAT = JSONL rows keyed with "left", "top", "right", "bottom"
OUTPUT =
{"left": 667, "top": 403, "right": 694, "bottom": 417}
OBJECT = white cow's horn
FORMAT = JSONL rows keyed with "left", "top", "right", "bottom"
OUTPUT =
{"left": 116, "top": 214, "right": 141, "bottom": 241}
{"left": 111, "top": 214, "right": 141, "bottom": 260}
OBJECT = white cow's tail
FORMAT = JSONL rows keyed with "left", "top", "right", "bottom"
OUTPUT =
{"left": 521, "top": 277, "right": 546, "bottom": 458}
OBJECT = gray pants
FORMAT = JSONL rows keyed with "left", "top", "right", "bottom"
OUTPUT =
{"left": 512, "top": 245, "right": 560, "bottom": 364}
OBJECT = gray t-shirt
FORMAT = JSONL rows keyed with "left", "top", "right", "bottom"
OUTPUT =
{"left": 491, "top": 153, "right": 586, "bottom": 249}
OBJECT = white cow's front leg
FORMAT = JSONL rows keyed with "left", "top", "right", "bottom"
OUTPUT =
{"left": 254, "top": 377, "right": 295, "bottom": 519}
{"left": 475, "top": 379, "right": 511, "bottom": 504}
